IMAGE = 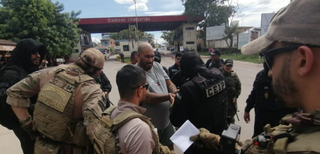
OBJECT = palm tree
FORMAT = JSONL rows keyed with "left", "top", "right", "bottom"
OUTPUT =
{"left": 223, "top": 23, "right": 240, "bottom": 48}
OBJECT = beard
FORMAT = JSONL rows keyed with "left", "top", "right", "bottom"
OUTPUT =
{"left": 31, "top": 58, "right": 40, "bottom": 66}
{"left": 139, "top": 60, "right": 153, "bottom": 71}
{"left": 272, "top": 57, "right": 301, "bottom": 108}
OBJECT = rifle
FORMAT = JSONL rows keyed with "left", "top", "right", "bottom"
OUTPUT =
{"left": 229, "top": 99, "right": 240, "bottom": 122}
{"left": 235, "top": 111, "right": 240, "bottom": 121}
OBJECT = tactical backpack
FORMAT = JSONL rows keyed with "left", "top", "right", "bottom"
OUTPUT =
{"left": 92, "top": 106, "right": 165, "bottom": 154}
{"left": 32, "top": 67, "right": 94, "bottom": 144}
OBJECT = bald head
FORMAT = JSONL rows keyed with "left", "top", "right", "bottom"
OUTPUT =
{"left": 137, "top": 43, "right": 154, "bottom": 71}
{"left": 138, "top": 43, "right": 153, "bottom": 54}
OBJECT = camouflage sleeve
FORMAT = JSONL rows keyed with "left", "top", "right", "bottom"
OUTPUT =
{"left": 235, "top": 74, "right": 242, "bottom": 98}
{"left": 81, "top": 84, "right": 106, "bottom": 140}
{"left": 6, "top": 71, "right": 42, "bottom": 108}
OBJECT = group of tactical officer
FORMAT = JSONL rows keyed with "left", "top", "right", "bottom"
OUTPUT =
{"left": 205, "top": 49, "right": 242, "bottom": 125}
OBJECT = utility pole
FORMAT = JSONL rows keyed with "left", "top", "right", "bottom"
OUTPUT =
{"left": 134, "top": 0, "right": 139, "bottom": 49}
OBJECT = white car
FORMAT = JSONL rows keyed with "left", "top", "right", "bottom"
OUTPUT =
{"left": 56, "top": 58, "right": 65, "bottom": 65}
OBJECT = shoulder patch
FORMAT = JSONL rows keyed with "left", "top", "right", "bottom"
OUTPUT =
{"left": 193, "top": 76, "right": 206, "bottom": 84}
{"left": 205, "top": 81, "right": 226, "bottom": 98}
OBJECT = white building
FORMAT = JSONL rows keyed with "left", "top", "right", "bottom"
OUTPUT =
{"left": 173, "top": 23, "right": 197, "bottom": 52}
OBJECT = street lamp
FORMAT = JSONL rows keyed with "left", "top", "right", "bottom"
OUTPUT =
{"left": 133, "top": 0, "right": 139, "bottom": 48}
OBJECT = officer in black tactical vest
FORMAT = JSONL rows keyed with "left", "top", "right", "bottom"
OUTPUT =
{"left": 170, "top": 52, "right": 227, "bottom": 154}
{"left": 205, "top": 49, "right": 224, "bottom": 70}
{"left": 244, "top": 61, "right": 297, "bottom": 137}
{"left": 0, "top": 38, "right": 46, "bottom": 154}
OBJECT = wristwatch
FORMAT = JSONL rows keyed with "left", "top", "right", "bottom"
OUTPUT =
{"left": 19, "top": 116, "right": 32, "bottom": 125}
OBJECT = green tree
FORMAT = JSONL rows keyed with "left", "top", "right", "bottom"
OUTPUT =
{"left": 150, "top": 42, "right": 155, "bottom": 48}
{"left": 110, "top": 26, "right": 153, "bottom": 48}
{"left": 223, "top": 23, "right": 240, "bottom": 48}
{"left": 161, "top": 31, "right": 174, "bottom": 45}
{"left": 0, "top": 0, "right": 81, "bottom": 57}
{"left": 182, "top": 0, "right": 234, "bottom": 47}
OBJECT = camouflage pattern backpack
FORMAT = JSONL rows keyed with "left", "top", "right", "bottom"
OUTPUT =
{"left": 92, "top": 106, "right": 167, "bottom": 154}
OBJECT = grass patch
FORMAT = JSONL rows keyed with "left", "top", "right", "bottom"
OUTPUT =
{"left": 221, "top": 53, "right": 263, "bottom": 63}
{"left": 116, "top": 57, "right": 131, "bottom": 63}
{"left": 198, "top": 52, "right": 263, "bottom": 64}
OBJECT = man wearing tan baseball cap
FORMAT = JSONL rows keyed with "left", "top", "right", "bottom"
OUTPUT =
{"left": 188, "top": 1, "right": 320, "bottom": 153}
{"left": 7, "top": 48, "right": 106, "bottom": 153}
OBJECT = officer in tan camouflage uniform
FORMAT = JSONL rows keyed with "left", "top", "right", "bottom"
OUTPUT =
{"left": 189, "top": 1, "right": 320, "bottom": 153}
{"left": 221, "top": 59, "right": 241, "bottom": 124}
{"left": 6, "top": 48, "right": 106, "bottom": 154}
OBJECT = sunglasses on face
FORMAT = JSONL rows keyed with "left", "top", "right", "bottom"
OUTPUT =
{"left": 262, "top": 45, "right": 320, "bottom": 69}
{"left": 131, "top": 83, "right": 149, "bottom": 90}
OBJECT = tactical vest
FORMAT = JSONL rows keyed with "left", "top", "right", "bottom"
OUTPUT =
{"left": 244, "top": 117, "right": 320, "bottom": 154}
{"left": 32, "top": 67, "right": 94, "bottom": 145}
{"left": 92, "top": 106, "right": 171, "bottom": 154}
{"left": 224, "top": 72, "right": 238, "bottom": 99}
{"left": 254, "top": 74, "right": 277, "bottom": 110}
{"left": 190, "top": 74, "right": 228, "bottom": 135}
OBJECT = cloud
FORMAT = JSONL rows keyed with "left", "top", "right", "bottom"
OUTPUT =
{"left": 115, "top": 0, "right": 149, "bottom": 11}
{"left": 91, "top": 37, "right": 101, "bottom": 43}
{"left": 158, "top": 0, "right": 184, "bottom": 10}
{"left": 235, "top": 0, "right": 289, "bottom": 27}
{"left": 115, "top": 0, "right": 148, "bottom": 4}
{"left": 144, "top": 10, "right": 184, "bottom": 16}
{"left": 114, "top": 0, "right": 133, "bottom": 4}
{"left": 128, "top": 3, "right": 148, "bottom": 11}
{"left": 147, "top": 32, "right": 166, "bottom": 44}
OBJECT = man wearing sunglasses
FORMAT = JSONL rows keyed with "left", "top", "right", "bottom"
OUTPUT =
{"left": 0, "top": 38, "right": 46, "bottom": 154}
{"left": 108, "top": 64, "right": 172, "bottom": 154}
{"left": 188, "top": 0, "right": 320, "bottom": 153}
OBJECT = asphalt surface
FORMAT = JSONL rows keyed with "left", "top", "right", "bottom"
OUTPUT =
{"left": 0, "top": 50, "right": 263, "bottom": 154}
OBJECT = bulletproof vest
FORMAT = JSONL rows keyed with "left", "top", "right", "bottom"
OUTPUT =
{"left": 254, "top": 73, "right": 278, "bottom": 110}
{"left": 245, "top": 122, "right": 320, "bottom": 154}
{"left": 190, "top": 74, "right": 228, "bottom": 134}
{"left": 192, "top": 74, "right": 226, "bottom": 100}
{"left": 92, "top": 106, "right": 169, "bottom": 154}
{"left": 224, "top": 72, "right": 238, "bottom": 98}
{"left": 32, "top": 68, "right": 94, "bottom": 144}
{"left": 0, "top": 65, "right": 26, "bottom": 129}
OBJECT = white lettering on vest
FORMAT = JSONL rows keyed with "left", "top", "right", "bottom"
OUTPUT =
{"left": 205, "top": 81, "right": 226, "bottom": 98}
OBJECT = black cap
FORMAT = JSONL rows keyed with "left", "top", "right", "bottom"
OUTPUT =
{"left": 210, "top": 49, "right": 221, "bottom": 56}
{"left": 224, "top": 59, "right": 233, "bottom": 66}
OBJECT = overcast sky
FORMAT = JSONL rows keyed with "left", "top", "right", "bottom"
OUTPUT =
{"left": 53, "top": 0, "right": 290, "bottom": 43}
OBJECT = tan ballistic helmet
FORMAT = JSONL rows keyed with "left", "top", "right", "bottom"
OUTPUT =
{"left": 80, "top": 48, "right": 104, "bottom": 69}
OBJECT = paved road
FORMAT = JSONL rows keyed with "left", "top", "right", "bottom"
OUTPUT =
{"left": 0, "top": 50, "right": 262, "bottom": 153}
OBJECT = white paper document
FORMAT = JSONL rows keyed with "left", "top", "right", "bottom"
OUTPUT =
{"left": 170, "top": 120, "right": 200, "bottom": 152}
